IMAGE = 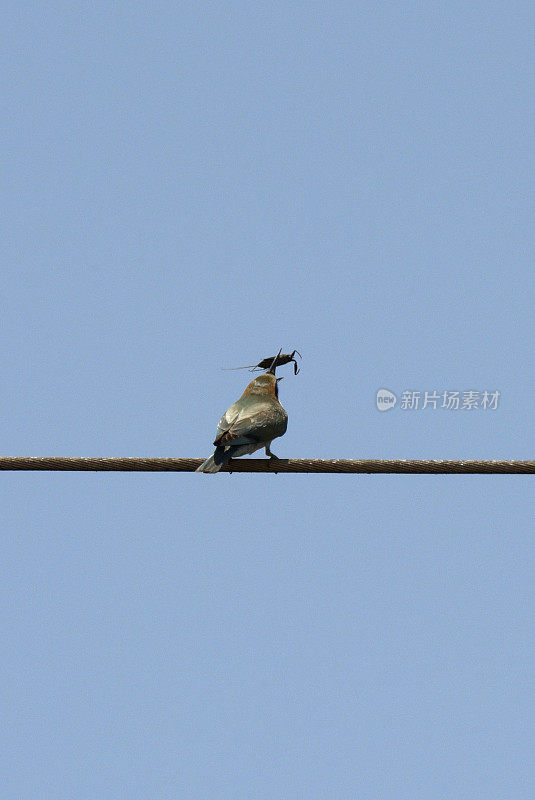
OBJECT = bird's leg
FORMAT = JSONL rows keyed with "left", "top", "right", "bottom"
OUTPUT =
{"left": 265, "top": 444, "right": 280, "bottom": 459}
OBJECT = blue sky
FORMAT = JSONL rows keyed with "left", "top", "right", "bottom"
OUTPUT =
{"left": 2, "top": 2, "right": 534, "bottom": 797}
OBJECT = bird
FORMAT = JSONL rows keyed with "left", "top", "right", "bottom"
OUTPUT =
{"left": 196, "top": 350, "right": 288, "bottom": 473}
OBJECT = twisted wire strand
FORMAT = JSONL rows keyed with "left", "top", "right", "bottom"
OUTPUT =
{"left": 0, "top": 457, "right": 534, "bottom": 474}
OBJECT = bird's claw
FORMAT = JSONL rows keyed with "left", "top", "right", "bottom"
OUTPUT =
{"left": 265, "top": 447, "right": 280, "bottom": 459}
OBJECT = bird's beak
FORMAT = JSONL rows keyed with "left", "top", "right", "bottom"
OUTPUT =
{"left": 267, "top": 348, "right": 283, "bottom": 375}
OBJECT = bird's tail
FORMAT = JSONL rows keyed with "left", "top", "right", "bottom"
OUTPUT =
{"left": 196, "top": 443, "right": 260, "bottom": 473}
{"left": 195, "top": 445, "right": 231, "bottom": 473}
{"left": 195, "top": 453, "right": 220, "bottom": 473}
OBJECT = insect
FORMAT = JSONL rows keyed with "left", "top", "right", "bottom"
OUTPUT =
{"left": 222, "top": 350, "right": 302, "bottom": 375}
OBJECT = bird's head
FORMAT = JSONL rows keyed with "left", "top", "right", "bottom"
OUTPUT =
{"left": 242, "top": 372, "right": 283, "bottom": 399}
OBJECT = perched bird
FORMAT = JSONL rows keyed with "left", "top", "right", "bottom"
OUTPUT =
{"left": 196, "top": 351, "right": 288, "bottom": 473}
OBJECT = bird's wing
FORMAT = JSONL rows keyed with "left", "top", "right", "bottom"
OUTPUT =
{"left": 214, "top": 403, "right": 241, "bottom": 442}
{"left": 213, "top": 402, "right": 276, "bottom": 447}
{"left": 215, "top": 408, "right": 235, "bottom": 434}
